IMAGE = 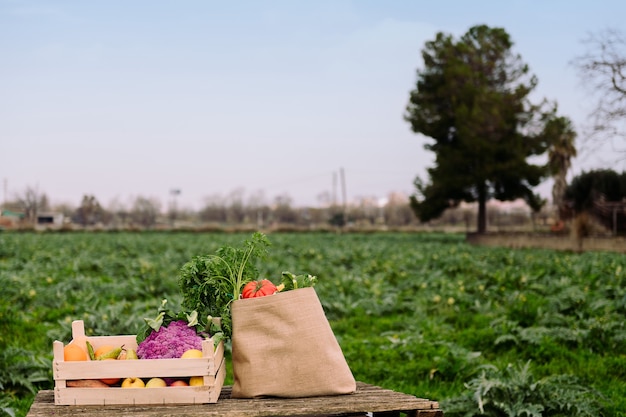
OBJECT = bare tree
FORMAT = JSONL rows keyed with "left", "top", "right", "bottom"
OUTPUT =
{"left": 273, "top": 194, "right": 297, "bottom": 224}
{"left": 383, "top": 193, "right": 415, "bottom": 227}
{"left": 15, "top": 186, "right": 49, "bottom": 222}
{"left": 226, "top": 188, "right": 246, "bottom": 224}
{"left": 351, "top": 196, "right": 380, "bottom": 225}
{"left": 108, "top": 197, "right": 131, "bottom": 228}
{"left": 247, "top": 190, "right": 269, "bottom": 227}
{"left": 572, "top": 28, "right": 626, "bottom": 154}
{"left": 199, "top": 193, "right": 228, "bottom": 223}
{"left": 130, "top": 196, "right": 161, "bottom": 228}
{"left": 53, "top": 202, "right": 75, "bottom": 220}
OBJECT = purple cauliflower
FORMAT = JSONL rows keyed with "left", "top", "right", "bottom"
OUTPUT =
{"left": 137, "top": 320, "right": 203, "bottom": 359}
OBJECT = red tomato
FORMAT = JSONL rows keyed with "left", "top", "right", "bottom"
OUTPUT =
{"left": 241, "top": 279, "right": 278, "bottom": 299}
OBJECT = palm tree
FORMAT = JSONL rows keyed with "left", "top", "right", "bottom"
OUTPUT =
{"left": 546, "top": 116, "right": 577, "bottom": 221}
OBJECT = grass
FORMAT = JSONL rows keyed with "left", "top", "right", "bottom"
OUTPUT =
{"left": 0, "top": 231, "right": 624, "bottom": 416}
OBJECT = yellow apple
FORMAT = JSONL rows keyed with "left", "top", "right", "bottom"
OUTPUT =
{"left": 145, "top": 377, "right": 167, "bottom": 388}
{"left": 189, "top": 376, "right": 204, "bottom": 386}
{"left": 181, "top": 349, "right": 203, "bottom": 359}
{"left": 121, "top": 377, "right": 145, "bottom": 388}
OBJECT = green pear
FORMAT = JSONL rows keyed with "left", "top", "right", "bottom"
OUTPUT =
{"left": 121, "top": 348, "right": 138, "bottom": 360}
{"left": 97, "top": 346, "right": 123, "bottom": 360}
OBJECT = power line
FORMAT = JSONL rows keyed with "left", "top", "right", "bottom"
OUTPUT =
{"left": 260, "top": 171, "right": 335, "bottom": 191}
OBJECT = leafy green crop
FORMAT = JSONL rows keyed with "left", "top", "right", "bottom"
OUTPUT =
{"left": 443, "top": 361, "right": 603, "bottom": 417}
{"left": 0, "top": 231, "right": 624, "bottom": 417}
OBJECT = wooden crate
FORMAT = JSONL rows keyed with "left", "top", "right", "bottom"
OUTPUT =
{"left": 53, "top": 320, "right": 225, "bottom": 406}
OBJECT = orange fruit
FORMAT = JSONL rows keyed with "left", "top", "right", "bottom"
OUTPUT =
{"left": 100, "top": 377, "right": 121, "bottom": 385}
{"left": 94, "top": 345, "right": 117, "bottom": 359}
{"left": 64, "top": 343, "right": 88, "bottom": 361}
{"left": 99, "top": 358, "right": 121, "bottom": 385}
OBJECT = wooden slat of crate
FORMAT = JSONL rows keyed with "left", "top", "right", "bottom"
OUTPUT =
{"left": 54, "top": 351, "right": 223, "bottom": 380}
{"left": 54, "top": 357, "right": 226, "bottom": 406}
{"left": 28, "top": 382, "right": 443, "bottom": 417}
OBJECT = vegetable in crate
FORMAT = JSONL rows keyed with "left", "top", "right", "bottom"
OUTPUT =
{"left": 137, "top": 320, "right": 203, "bottom": 359}
{"left": 178, "top": 232, "right": 270, "bottom": 340}
{"left": 136, "top": 299, "right": 220, "bottom": 358}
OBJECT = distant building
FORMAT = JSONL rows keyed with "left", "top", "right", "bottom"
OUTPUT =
{"left": 36, "top": 212, "right": 64, "bottom": 226}
{"left": 0, "top": 210, "right": 24, "bottom": 229}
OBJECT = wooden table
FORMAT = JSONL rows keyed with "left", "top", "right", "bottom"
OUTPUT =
{"left": 27, "top": 382, "right": 443, "bottom": 417}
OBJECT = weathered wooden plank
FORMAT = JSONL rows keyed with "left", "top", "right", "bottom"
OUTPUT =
{"left": 415, "top": 411, "right": 444, "bottom": 417}
{"left": 27, "top": 383, "right": 442, "bottom": 417}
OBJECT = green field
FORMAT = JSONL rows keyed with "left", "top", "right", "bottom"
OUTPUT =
{"left": 1, "top": 232, "right": 624, "bottom": 417}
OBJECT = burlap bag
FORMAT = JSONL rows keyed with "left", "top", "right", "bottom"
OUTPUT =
{"left": 231, "top": 287, "right": 356, "bottom": 398}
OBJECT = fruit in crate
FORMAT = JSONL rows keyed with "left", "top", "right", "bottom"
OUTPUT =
{"left": 189, "top": 376, "right": 204, "bottom": 386}
{"left": 54, "top": 318, "right": 225, "bottom": 405}
{"left": 121, "top": 377, "right": 145, "bottom": 388}
{"left": 170, "top": 380, "right": 189, "bottom": 387}
{"left": 67, "top": 379, "right": 110, "bottom": 388}
{"left": 145, "top": 378, "right": 167, "bottom": 388}
{"left": 98, "top": 358, "right": 121, "bottom": 385}
{"left": 181, "top": 349, "right": 203, "bottom": 358}
{"left": 68, "top": 335, "right": 90, "bottom": 356}
{"left": 119, "top": 348, "right": 138, "bottom": 360}
{"left": 64, "top": 344, "right": 88, "bottom": 361}
{"left": 94, "top": 345, "right": 123, "bottom": 360}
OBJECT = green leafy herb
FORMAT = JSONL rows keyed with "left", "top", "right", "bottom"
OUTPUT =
{"left": 280, "top": 271, "right": 318, "bottom": 291}
{"left": 177, "top": 232, "right": 270, "bottom": 340}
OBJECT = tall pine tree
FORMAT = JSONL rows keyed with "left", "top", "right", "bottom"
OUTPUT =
{"left": 405, "top": 25, "right": 550, "bottom": 233}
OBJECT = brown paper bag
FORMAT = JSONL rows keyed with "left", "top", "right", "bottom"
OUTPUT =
{"left": 231, "top": 287, "right": 356, "bottom": 398}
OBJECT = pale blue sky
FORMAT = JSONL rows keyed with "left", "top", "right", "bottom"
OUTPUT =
{"left": 2, "top": 1, "right": 625, "bottom": 209}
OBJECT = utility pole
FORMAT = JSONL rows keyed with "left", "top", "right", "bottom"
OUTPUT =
{"left": 339, "top": 167, "right": 347, "bottom": 210}
{"left": 332, "top": 172, "right": 338, "bottom": 207}
{"left": 339, "top": 168, "right": 348, "bottom": 227}
{"left": 2, "top": 178, "right": 6, "bottom": 211}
